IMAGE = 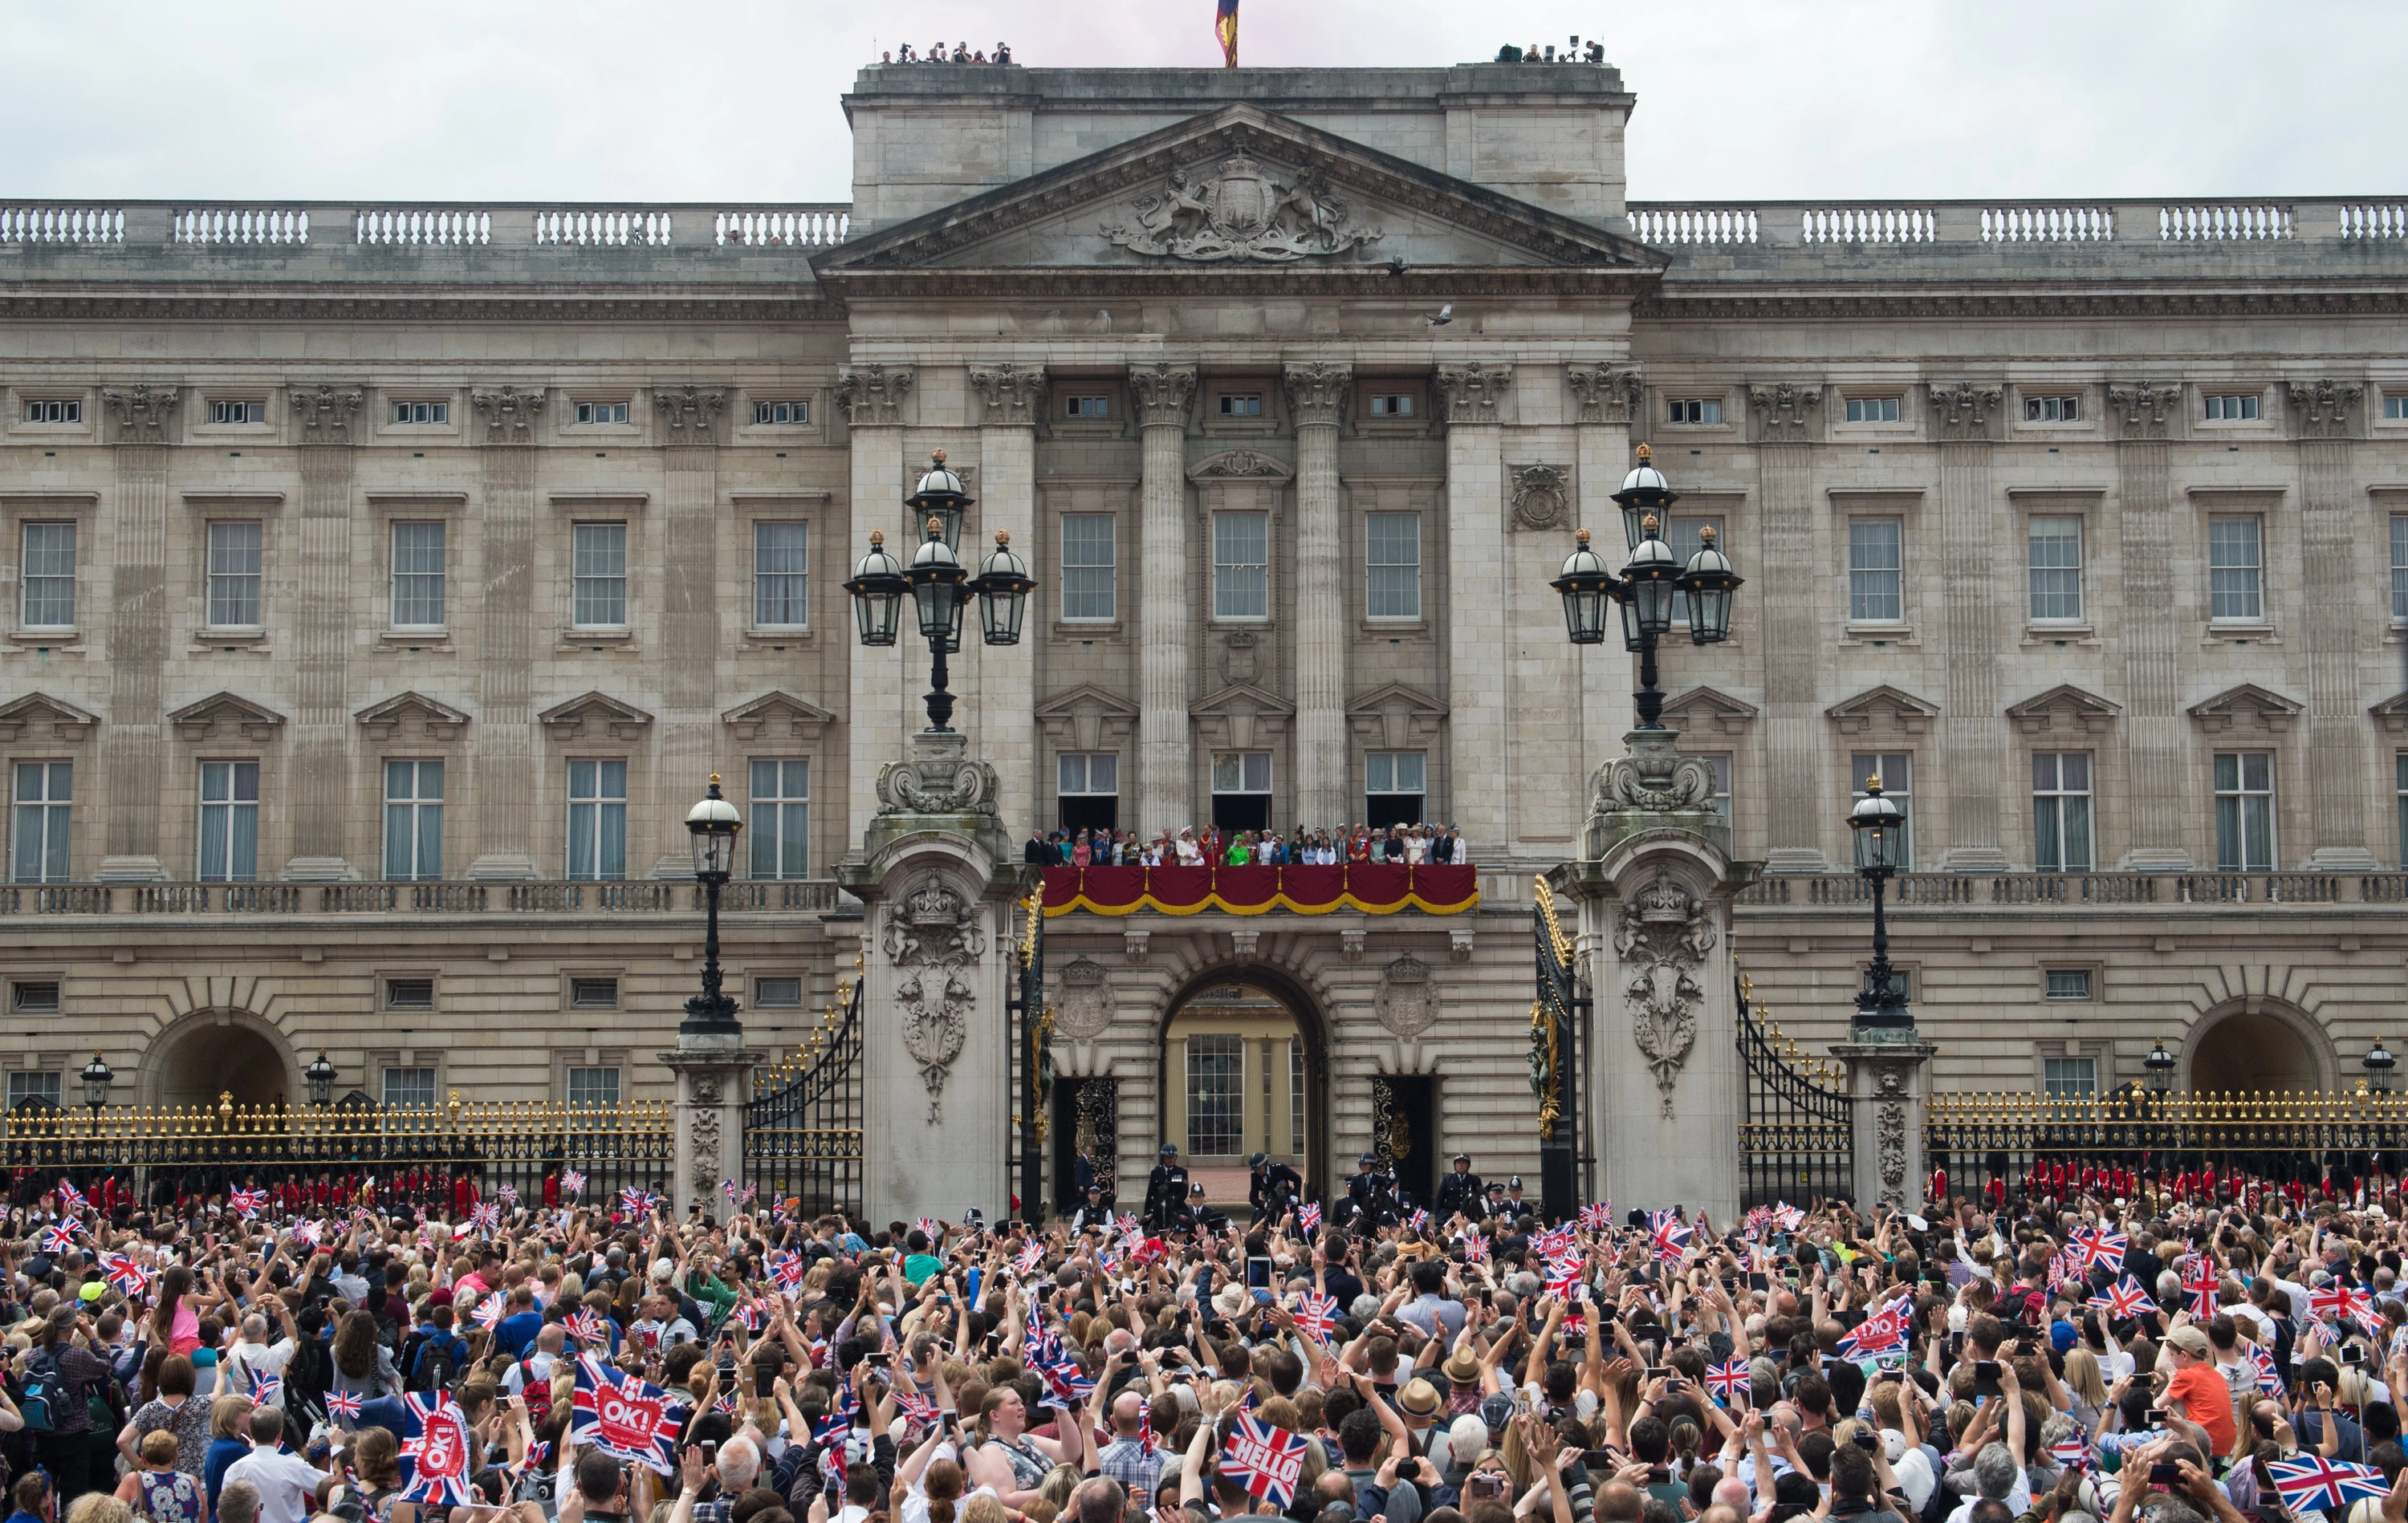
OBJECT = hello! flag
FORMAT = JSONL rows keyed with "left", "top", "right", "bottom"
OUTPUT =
{"left": 571, "top": 1354, "right": 682, "bottom": 1476}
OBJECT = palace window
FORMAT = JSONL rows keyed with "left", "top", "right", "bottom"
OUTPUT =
{"left": 6, "top": 1071, "right": 60, "bottom": 1111}
{"left": 10, "top": 981, "right": 59, "bottom": 1014}
{"left": 753, "top": 522, "right": 807, "bottom": 627}
{"left": 209, "top": 400, "right": 266, "bottom": 425}
{"left": 748, "top": 759, "right": 811, "bottom": 880}
{"left": 2045, "top": 970, "right": 2093, "bottom": 1001}
{"left": 392, "top": 400, "right": 448, "bottom": 424}
{"left": 753, "top": 400, "right": 810, "bottom": 425}
{"left": 568, "top": 977, "right": 619, "bottom": 1009}
{"left": 12, "top": 762, "right": 70, "bottom": 883}
{"left": 572, "top": 522, "right": 628, "bottom": 627}
{"left": 383, "top": 760, "right": 444, "bottom": 881}
{"left": 2028, "top": 516, "right": 2083, "bottom": 621}
{"left": 2032, "top": 752, "right": 2093, "bottom": 873}
{"left": 2208, "top": 515, "right": 2263, "bottom": 621}
{"left": 1852, "top": 754, "right": 1913, "bottom": 869}
{"left": 1666, "top": 397, "right": 1722, "bottom": 424}
{"left": 1368, "top": 393, "right": 1415, "bottom": 416}
{"left": 566, "top": 1066, "right": 621, "bottom": 1106}
{"left": 2390, "top": 514, "right": 2406, "bottom": 619}
{"left": 1213, "top": 511, "right": 1269, "bottom": 620}
{"left": 20, "top": 522, "right": 74, "bottom": 628}
{"left": 391, "top": 521, "right": 446, "bottom": 627}
{"left": 197, "top": 761, "right": 259, "bottom": 883}
{"left": 2214, "top": 752, "right": 2276, "bottom": 871}
{"left": 754, "top": 977, "right": 803, "bottom": 1008}
{"left": 22, "top": 400, "right": 78, "bottom": 424}
{"left": 1218, "top": 393, "right": 1263, "bottom": 416}
{"left": 1063, "top": 395, "right": 1109, "bottom": 419}
{"left": 1185, "top": 1034, "right": 1244, "bottom": 1157}
{"left": 2042, "top": 1056, "right": 2097, "bottom": 1096}
{"left": 1365, "top": 750, "right": 1426, "bottom": 829}
{"left": 1211, "top": 750, "right": 1272, "bottom": 832}
{"left": 205, "top": 522, "right": 263, "bottom": 627}
{"left": 382, "top": 1066, "right": 437, "bottom": 1108}
{"left": 2398, "top": 753, "right": 2408, "bottom": 867}
{"left": 572, "top": 401, "right": 629, "bottom": 425}
{"left": 1844, "top": 396, "right": 1901, "bottom": 423}
{"left": 1059, "top": 514, "right": 1115, "bottom": 622}
{"left": 2388, "top": 396, "right": 2408, "bottom": 420}
{"left": 1057, "top": 753, "right": 1117, "bottom": 834}
{"left": 566, "top": 759, "right": 628, "bottom": 881}
{"left": 384, "top": 978, "right": 434, "bottom": 1009}
{"left": 2024, "top": 395, "right": 2081, "bottom": 422}
{"left": 1365, "top": 511, "right": 1421, "bottom": 620}
{"left": 2203, "top": 392, "right": 2260, "bottom": 420}
{"left": 1848, "top": 519, "right": 1903, "bottom": 622}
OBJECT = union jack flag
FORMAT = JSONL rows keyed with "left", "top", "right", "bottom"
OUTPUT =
{"left": 1704, "top": 1359, "right": 1751, "bottom": 1405}
{"left": 559, "top": 1170, "right": 584, "bottom": 1196}
{"left": 565, "top": 1309, "right": 610, "bottom": 1348}
{"left": 2071, "top": 1227, "right": 2129, "bottom": 1270}
{"left": 472, "top": 1295, "right": 506, "bottom": 1333}
{"left": 248, "top": 1372, "right": 282, "bottom": 1406}
{"left": 468, "top": 1203, "right": 500, "bottom": 1234}
{"left": 292, "top": 1219, "right": 323, "bottom": 1247}
{"left": 812, "top": 1411, "right": 850, "bottom": 1487}
{"left": 2186, "top": 1267, "right": 2223, "bottom": 1318}
{"left": 770, "top": 1253, "right": 807, "bottom": 1297}
{"left": 1291, "top": 1292, "right": 1339, "bottom": 1340}
{"left": 100, "top": 1252, "right": 148, "bottom": 1298}
{"left": 2048, "top": 1436, "right": 2090, "bottom": 1472}
{"left": 892, "top": 1387, "right": 939, "bottom": 1433}
{"left": 1462, "top": 1233, "right": 1490, "bottom": 1264}
{"left": 1036, "top": 1354, "right": 1094, "bottom": 1408}
{"left": 1772, "top": 1203, "right": 1805, "bottom": 1232}
{"left": 571, "top": 1354, "right": 681, "bottom": 1476}
{"left": 39, "top": 1224, "right": 73, "bottom": 1256}
{"left": 723, "top": 1180, "right": 742, "bottom": 1203}
{"left": 54, "top": 1180, "right": 85, "bottom": 1214}
{"left": 1532, "top": 1224, "right": 1577, "bottom": 1260}
{"left": 1835, "top": 1295, "right": 1911, "bottom": 1361}
{"left": 620, "top": 1188, "right": 657, "bottom": 1218}
{"left": 2045, "top": 1246, "right": 2085, "bottom": 1294}
{"left": 229, "top": 1187, "right": 267, "bottom": 1219}
{"left": 1013, "top": 1241, "right": 1046, "bottom": 1277}
{"left": 2249, "top": 1344, "right": 2284, "bottom": 1395}
{"left": 1647, "top": 1210, "right": 1693, "bottom": 1261}
{"left": 1218, "top": 1412, "right": 1312, "bottom": 1510}
{"left": 1296, "top": 1202, "right": 1322, "bottom": 1233}
{"left": 1024, "top": 1308, "right": 1064, "bottom": 1367}
{"left": 325, "top": 1390, "right": 363, "bottom": 1421}
{"left": 1113, "top": 1212, "right": 1141, "bottom": 1240}
{"left": 2266, "top": 1456, "right": 2390, "bottom": 1513}
{"left": 497, "top": 1184, "right": 519, "bottom": 1206}
{"left": 399, "top": 1391, "right": 477, "bottom": 1506}
{"left": 2089, "top": 1276, "right": 2153, "bottom": 1320}
{"left": 1579, "top": 1203, "right": 1612, "bottom": 1233}
{"left": 913, "top": 1216, "right": 939, "bottom": 1238}
{"left": 1543, "top": 1255, "right": 1584, "bottom": 1301}
{"left": 1405, "top": 1208, "right": 1430, "bottom": 1234}
{"left": 2312, "top": 1282, "right": 2370, "bottom": 1325}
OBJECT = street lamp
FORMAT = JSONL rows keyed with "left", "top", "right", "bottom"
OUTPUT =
{"left": 79, "top": 1053, "right": 111, "bottom": 1115}
{"left": 843, "top": 453, "right": 1040, "bottom": 733}
{"left": 1845, "top": 774, "right": 1912, "bottom": 1034}
{"left": 1552, "top": 445, "right": 1745, "bottom": 730}
{"left": 2144, "top": 1038, "right": 2177, "bottom": 1098}
{"left": 681, "top": 774, "right": 745, "bottom": 1035}
{"left": 2365, "top": 1038, "right": 2397, "bottom": 1095}
{"left": 305, "top": 1051, "right": 338, "bottom": 1108}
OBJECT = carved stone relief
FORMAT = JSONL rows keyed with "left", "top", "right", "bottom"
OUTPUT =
{"left": 1873, "top": 1063, "right": 1910, "bottom": 1207}
{"left": 1613, "top": 866, "right": 1717, "bottom": 1116}
{"left": 2288, "top": 379, "right": 2363, "bottom": 440}
{"left": 288, "top": 384, "right": 366, "bottom": 444}
{"left": 1281, "top": 362, "right": 1352, "bottom": 427}
{"left": 882, "top": 876, "right": 988, "bottom": 1123}
{"left": 1375, "top": 955, "right": 1439, "bottom": 1038}
{"left": 1221, "top": 630, "right": 1259, "bottom": 684}
{"left": 1564, "top": 365, "right": 1643, "bottom": 426}
{"left": 1509, "top": 465, "right": 1571, "bottom": 531}
{"left": 969, "top": 363, "right": 1049, "bottom": 428}
{"left": 1053, "top": 956, "right": 1112, "bottom": 1040}
{"left": 875, "top": 748, "right": 1002, "bottom": 817}
{"left": 652, "top": 384, "right": 726, "bottom": 444}
{"left": 470, "top": 386, "right": 545, "bottom": 444}
{"left": 1747, "top": 382, "right": 1820, "bottom": 443}
{"left": 836, "top": 365, "right": 914, "bottom": 428}
{"left": 1434, "top": 365, "right": 1513, "bottom": 425}
{"left": 1127, "top": 364, "right": 1198, "bottom": 429}
{"left": 689, "top": 1074, "right": 722, "bottom": 1106}
{"left": 1191, "top": 449, "right": 1287, "bottom": 478}
{"left": 100, "top": 384, "right": 179, "bottom": 445}
{"left": 689, "top": 1111, "right": 722, "bottom": 1191}
{"left": 1102, "top": 149, "right": 1381, "bottom": 263}
{"left": 2105, "top": 382, "right": 2182, "bottom": 441}
{"left": 1926, "top": 381, "right": 2002, "bottom": 442}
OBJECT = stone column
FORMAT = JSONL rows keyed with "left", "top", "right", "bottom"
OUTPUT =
{"left": 2106, "top": 384, "right": 2190, "bottom": 869}
{"left": 1928, "top": 384, "right": 2007, "bottom": 870}
{"left": 1554, "top": 731, "right": 1755, "bottom": 1220}
{"left": 283, "top": 385, "right": 365, "bottom": 880}
{"left": 840, "top": 730, "right": 1023, "bottom": 1224}
{"left": 970, "top": 364, "right": 1047, "bottom": 831}
{"left": 1129, "top": 364, "right": 1197, "bottom": 835}
{"left": 661, "top": 1034, "right": 760, "bottom": 1220}
{"left": 466, "top": 388, "right": 545, "bottom": 880}
{"left": 839, "top": 366, "right": 916, "bottom": 849}
{"left": 1438, "top": 364, "right": 1514, "bottom": 855}
{"left": 96, "top": 386, "right": 178, "bottom": 882}
{"left": 1831, "top": 1037, "right": 1938, "bottom": 1212}
{"left": 2289, "top": 380, "right": 2375, "bottom": 867}
{"left": 1566, "top": 367, "right": 1644, "bottom": 776}
{"left": 1748, "top": 384, "right": 1828, "bottom": 871}
{"left": 1283, "top": 362, "right": 1351, "bottom": 831}
{"left": 649, "top": 386, "right": 726, "bottom": 875}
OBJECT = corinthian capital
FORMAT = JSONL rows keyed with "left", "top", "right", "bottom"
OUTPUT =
{"left": 968, "top": 363, "right": 1048, "bottom": 428}
{"left": 288, "top": 383, "right": 366, "bottom": 445}
{"left": 1433, "top": 363, "right": 1513, "bottom": 426}
{"left": 835, "top": 364, "right": 915, "bottom": 428}
{"left": 2287, "top": 379, "right": 2364, "bottom": 441}
{"left": 1280, "top": 361, "right": 1352, "bottom": 428}
{"left": 651, "top": 384, "right": 726, "bottom": 444}
{"left": 1926, "top": 381, "right": 2002, "bottom": 443}
{"left": 1564, "top": 364, "right": 1643, "bottom": 426}
{"left": 1126, "top": 363, "right": 1198, "bottom": 430}
{"left": 470, "top": 385, "right": 546, "bottom": 444}
{"left": 2104, "top": 382, "right": 2182, "bottom": 441}
{"left": 1746, "top": 382, "right": 1820, "bottom": 444}
{"left": 100, "top": 384, "right": 179, "bottom": 445}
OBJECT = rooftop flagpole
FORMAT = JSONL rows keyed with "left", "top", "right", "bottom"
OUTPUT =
{"left": 1216, "top": 0, "right": 1239, "bottom": 67}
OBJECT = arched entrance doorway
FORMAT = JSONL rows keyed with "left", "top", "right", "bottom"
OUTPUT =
{"left": 152, "top": 1018, "right": 290, "bottom": 1111}
{"left": 2188, "top": 1008, "right": 2325, "bottom": 1094}
{"left": 1153, "top": 969, "right": 1331, "bottom": 1210}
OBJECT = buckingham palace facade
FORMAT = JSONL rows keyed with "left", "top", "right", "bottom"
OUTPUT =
{"left": 0, "top": 59, "right": 2405, "bottom": 1193}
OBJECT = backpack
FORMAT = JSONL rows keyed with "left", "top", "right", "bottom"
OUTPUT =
{"left": 18, "top": 1349, "right": 58, "bottom": 1434}
{"left": 409, "top": 1337, "right": 457, "bottom": 1395}
{"left": 518, "top": 1359, "right": 552, "bottom": 1423}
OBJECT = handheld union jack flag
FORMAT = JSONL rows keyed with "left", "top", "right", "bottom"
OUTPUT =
{"left": 559, "top": 1169, "right": 584, "bottom": 1196}
{"left": 2186, "top": 1267, "right": 2222, "bottom": 1318}
{"left": 2071, "top": 1227, "right": 2129, "bottom": 1270}
{"left": 1835, "top": 1295, "right": 1911, "bottom": 1362}
{"left": 100, "top": 1252, "right": 149, "bottom": 1299}
{"left": 2089, "top": 1276, "right": 2153, "bottom": 1321}
{"left": 571, "top": 1354, "right": 681, "bottom": 1476}
{"left": 2267, "top": 1456, "right": 2389, "bottom": 1512}
{"left": 248, "top": 1372, "right": 283, "bottom": 1406}
{"left": 1024, "top": 1308, "right": 1064, "bottom": 1367}
{"left": 770, "top": 1252, "right": 807, "bottom": 1297}
{"left": 1036, "top": 1354, "right": 1094, "bottom": 1409}
{"left": 1219, "top": 1412, "right": 1312, "bottom": 1510}
{"left": 2249, "top": 1344, "right": 2284, "bottom": 1395}
{"left": 1296, "top": 1201, "right": 1322, "bottom": 1233}
{"left": 1291, "top": 1292, "right": 1339, "bottom": 1340}
{"left": 892, "top": 1387, "right": 939, "bottom": 1434}
{"left": 1703, "top": 1359, "right": 1751, "bottom": 1406}
{"left": 2048, "top": 1436, "right": 2091, "bottom": 1473}
{"left": 292, "top": 1219, "right": 323, "bottom": 1247}
{"left": 399, "top": 1391, "right": 476, "bottom": 1506}
{"left": 1013, "top": 1241, "right": 1046, "bottom": 1277}
{"left": 229, "top": 1188, "right": 267, "bottom": 1219}
{"left": 811, "top": 1411, "right": 850, "bottom": 1487}
{"left": 620, "top": 1187, "right": 657, "bottom": 1218}
{"left": 325, "top": 1390, "right": 363, "bottom": 1421}
{"left": 469, "top": 1203, "right": 501, "bottom": 1235}
{"left": 913, "top": 1216, "right": 940, "bottom": 1238}
{"left": 1463, "top": 1232, "right": 1490, "bottom": 1264}
{"left": 1405, "top": 1208, "right": 1430, "bottom": 1234}
{"left": 497, "top": 1183, "right": 519, "bottom": 1205}
{"left": 54, "top": 1180, "right": 86, "bottom": 1214}
{"left": 1532, "top": 1224, "right": 1577, "bottom": 1260}
{"left": 564, "top": 1309, "right": 609, "bottom": 1348}
{"left": 39, "top": 1224, "right": 74, "bottom": 1256}
{"left": 1647, "top": 1210, "right": 1693, "bottom": 1261}
{"left": 472, "top": 1295, "right": 505, "bottom": 1333}
{"left": 1579, "top": 1203, "right": 1612, "bottom": 1233}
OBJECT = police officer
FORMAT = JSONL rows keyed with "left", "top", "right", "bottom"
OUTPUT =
{"left": 1484, "top": 1180, "right": 1509, "bottom": 1219}
{"left": 1141, "top": 1142, "right": 1189, "bottom": 1231}
{"left": 1346, "top": 1152, "right": 1399, "bottom": 1227}
{"left": 1073, "top": 1143, "right": 1116, "bottom": 1220}
{"left": 1247, "top": 1151, "right": 1304, "bottom": 1226}
{"left": 1502, "top": 1174, "right": 1529, "bottom": 1216}
{"left": 1433, "top": 1153, "right": 1483, "bottom": 1220}
{"left": 1186, "top": 1179, "right": 1226, "bottom": 1233}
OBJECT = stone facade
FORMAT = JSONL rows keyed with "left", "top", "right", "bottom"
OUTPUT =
{"left": 2, "top": 64, "right": 2406, "bottom": 1206}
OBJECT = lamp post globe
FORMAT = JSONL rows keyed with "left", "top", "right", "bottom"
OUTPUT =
{"left": 79, "top": 1052, "right": 112, "bottom": 1114}
{"left": 304, "top": 1050, "right": 338, "bottom": 1108}
{"left": 842, "top": 530, "right": 908, "bottom": 648}
{"left": 1847, "top": 778, "right": 1906, "bottom": 873}
{"left": 2144, "top": 1038, "right": 2178, "bottom": 1098}
{"left": 904, "top": 447, "right": 972, "bottom": 552}
{"left": 969, "top": 528, "right": 1036, "bottom": 647}
{"left": 1845, "top": 775, "right": 1913, "bottom": 1033}
{"left": 1610, "top": 441, "right": 1677, "bottom": 551}
{"left": 1550, "top": 527, "right": 1617, "bottom": 646}
{"left": 2365, "top": 1037, "right": 2397, "bottom": 1095}
{"left": 681, "top": 774, "right": 745, "bottom": 1036}
{"left": 1677, "top": 524, "right": 1743, "bottom": 645}
{"left": 1618, "top": 516, "right": 1682, "bottom": 652}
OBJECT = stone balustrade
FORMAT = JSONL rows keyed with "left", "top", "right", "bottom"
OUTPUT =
{"left": 0, "top": 201, "right": 852, "bottom": 251}
{"left": 1734, "top": 871, "right": 2408, "bottom": 908}
{"left": 0, "top": 879, "right": 846, "bottom": 916}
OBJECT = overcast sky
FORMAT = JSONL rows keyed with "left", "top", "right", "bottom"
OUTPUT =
{"left": 3, "top": 1, "right": 2401, "bottom": 207}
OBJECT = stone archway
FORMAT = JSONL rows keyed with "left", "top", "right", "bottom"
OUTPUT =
{"left": 1150, "top": 964, "right": 1335, "bottom": 1207}
{"left": 146, "top": 1013, "right": 294, "bottom": 1111}
{"left": 2185, "top": 1002, "right": 2331, "bottom": 1095}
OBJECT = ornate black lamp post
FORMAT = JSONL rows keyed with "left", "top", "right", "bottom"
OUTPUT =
{"left": 844, "top": 453, "right": 1036, "bottom": 731}
{"left": 1552, "top": 445, "right": 1743, "bottom": 729}
{"left": 305, "top": 1051, "right": 338, "bottom": 1107}
{"left": 2365, "top": 1038, "right": 2397, "bottom": 1095}
{"left": 1845, "top": 775, "right": 1913, "bottom": 1034}
{"left": 79, "top": 1053, "right": 111, "bottom": 1117}
{"left": 681, "top": 775, "right": 745, "bottom": 1035}
{"left": 2144, "top": 1038, "right": 2177, "bottom": 1097}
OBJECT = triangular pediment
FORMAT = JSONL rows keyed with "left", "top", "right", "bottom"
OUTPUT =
{"left": 539, "top": 691, "right": 653, "bottom": 739}
{"left": 1035, "top": 683, "right": 1142, "bottom": 721}
{"left": 0, "top": 691, "right": 98, "bottom": 742}
{"left": 1661, "top": 685, "right": 1758, "bottom": 734}
{"left": 721, "top": 689, "right": 838, "bottom": 741}
{"left": 1191, "top": 681, "right": 1297, "bottom": 720}
{"left": 1346, "top": 680, "right": 1448, "bottom": 719}
{"left": 1346, "top": 681, "right": 1448, "bottom": 750}
{"left": 167, "top": 691, "right": 285, "bottom": 739}
{"left": 2190, "top": 683, "right": 2302, "bottom": 733}
{"left": 2006, "top": 683, "right": 2121, "bottom": 735}
{"left": 1035, "top": 683, "right": 1141, "bottom": 751}
{"left": 354, "top": 691, "right": 470, "bottom": 739}
{"left": 1190, "top": 680, "right": 1296, "bottom": 753}
{"left": 814, "top": 104, "right": 1665, "bottom": 285}
{"left": 1825, "top": 684, "right": 1940, "bottom": 736}
{"left": 2373, "top": 691, "right": 2408, "bottom": 732}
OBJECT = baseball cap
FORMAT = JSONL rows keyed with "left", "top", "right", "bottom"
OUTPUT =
{"left": 2165, "top": 1325, "right": 2211, "bottom": 1358}
{"left": 77, "top": 1281, "right": 103, "bottom": 1303}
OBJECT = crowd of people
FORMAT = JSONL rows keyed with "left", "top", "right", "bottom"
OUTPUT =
{"left": 1024, "top": 826, "right": 1469, "bottom": 870}
{"left": 878, "top": 43, "right": 1013, "bottom": 64}
{"left": 3, "top": 1166, "right": 2406, "bottom": 1523}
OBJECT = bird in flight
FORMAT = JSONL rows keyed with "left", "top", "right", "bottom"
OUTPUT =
{"left": 1384, "top": 255, "right": 1408, "bottom": 277}
{"left": 1426, "top": 303, "right": 1453, "bottom": 327}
